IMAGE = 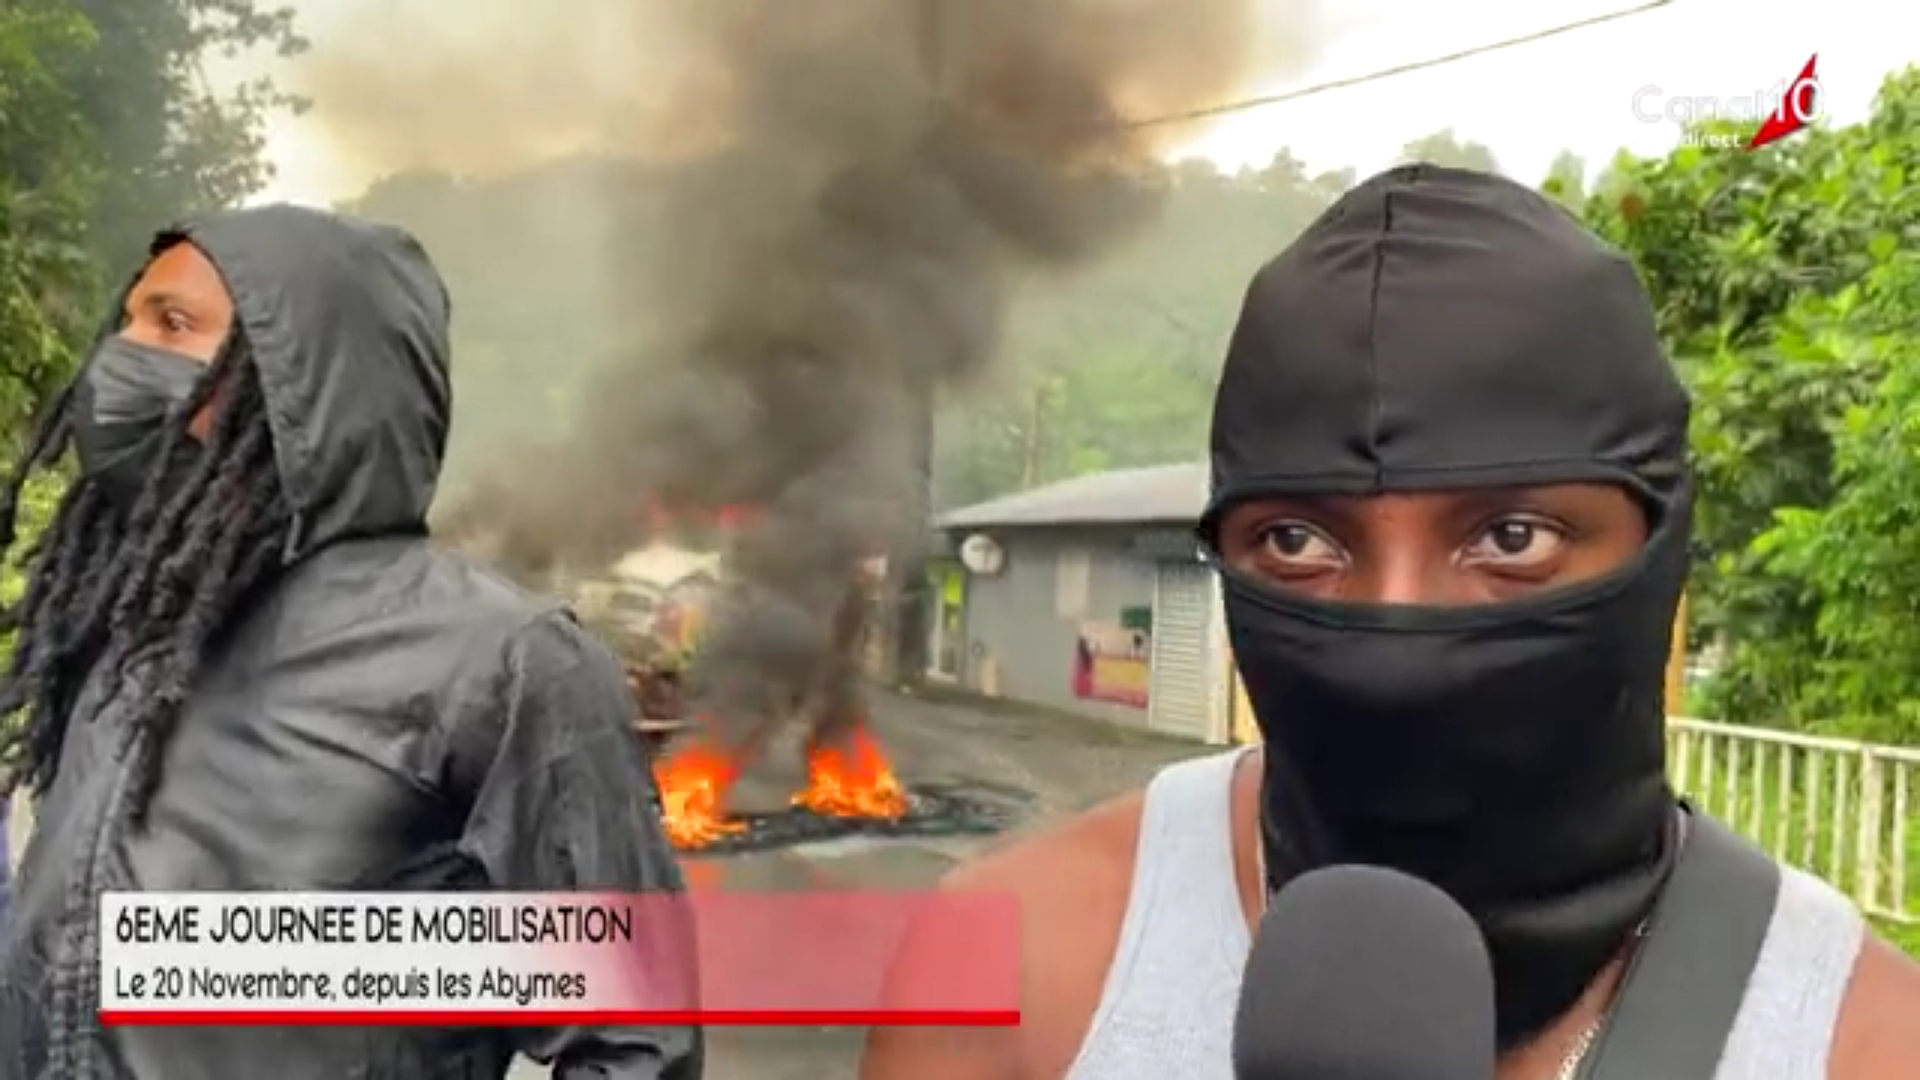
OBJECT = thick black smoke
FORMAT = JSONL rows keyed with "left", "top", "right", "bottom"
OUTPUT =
{"left": 305, "top": 0, "right": 1322, "bottom": 755}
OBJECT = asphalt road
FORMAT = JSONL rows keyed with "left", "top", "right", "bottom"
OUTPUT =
{"left": 8, "top": 686, "right": 1211, "bottom": 1079}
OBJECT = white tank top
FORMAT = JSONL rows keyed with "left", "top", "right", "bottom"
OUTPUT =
{"left": 1065, "top": 749, "right": 1865, "bottom": 1079}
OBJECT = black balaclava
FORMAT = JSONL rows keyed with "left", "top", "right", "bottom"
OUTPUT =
{"left": 1200, "top": 165, "right": 1690, "bottom": 1050}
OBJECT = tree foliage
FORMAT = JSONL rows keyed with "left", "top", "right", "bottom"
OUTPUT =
{"left": 0, "top": 0, "right": 305, "bottom": 437}
{"left": 1753, "top": 255, "right": 1920, "bottom": 741}
{"left": 0, "top": 0, "right": 301, "bottom": 631}
{"left": 1585, "top": 69, "right": 1920, "bottom": 740}
{"left": 1541, "top": 149, "right": 1588, "bottom": 207}
{"left": 0, "top": 0, "right": 100, "bottom": 431}
{"left": 65, "top": 0, "right": 308, "bottom": 272}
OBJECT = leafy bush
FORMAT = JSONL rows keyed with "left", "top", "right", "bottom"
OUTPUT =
{"left": 0, "top": 472, "right": 65, "bottom": 713}
{"left": 1584, "top": 69, "right": 1920, "bottom": 743}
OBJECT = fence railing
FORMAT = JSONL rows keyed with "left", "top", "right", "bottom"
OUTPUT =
{"left": 1668, "top": 717, "right": 1920, "bottom": 924}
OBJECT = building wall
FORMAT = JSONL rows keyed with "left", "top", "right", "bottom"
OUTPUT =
{"left": 959, "top": 526, "right": 1159, "bottom": 729}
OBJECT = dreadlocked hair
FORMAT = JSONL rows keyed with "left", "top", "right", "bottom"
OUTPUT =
{"left": 0, "top": 332, "right": 292, "bottom": 820}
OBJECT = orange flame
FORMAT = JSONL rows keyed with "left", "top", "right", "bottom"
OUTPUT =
{"left": 654, "top": 739, "right": 747, "bottom": 849}
{"left": 793, "top": 724, "right": 908, "bottom": 819}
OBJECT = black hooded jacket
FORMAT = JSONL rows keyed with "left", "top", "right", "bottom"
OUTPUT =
{"left": 0, "top": 207, "right": 702, "bottom": 1079}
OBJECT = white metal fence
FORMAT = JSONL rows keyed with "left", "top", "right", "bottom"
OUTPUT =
{"left": 1668, "top": 718, "right": 1920, "bottom": 923}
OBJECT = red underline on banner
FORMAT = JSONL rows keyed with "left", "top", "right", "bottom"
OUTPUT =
{"left": 99, "top": 1009, "right": 1021, "bottom": 1028}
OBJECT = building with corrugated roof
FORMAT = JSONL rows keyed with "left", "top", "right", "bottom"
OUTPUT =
{"left": 929, "top": 462, "right": 1238, "bottom": 744}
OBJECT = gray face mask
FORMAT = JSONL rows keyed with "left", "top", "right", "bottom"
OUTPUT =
{"left": 70, "top": 337, "right": 208, "bottom": 507}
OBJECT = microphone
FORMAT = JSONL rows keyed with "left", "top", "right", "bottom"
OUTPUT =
{"left": 1232, "top": 865, "right": 1496, "bottom": 1080}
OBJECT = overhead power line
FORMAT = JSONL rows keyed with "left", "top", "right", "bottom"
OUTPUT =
{"left": 1127, "top": 0, "right": 1676, "bottom": 129}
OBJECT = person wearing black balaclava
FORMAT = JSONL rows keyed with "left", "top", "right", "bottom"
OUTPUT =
{"left": 0, "top": 208, "right": 702, "bottom": 1079}
{"left": 862, "top": 166, "right": 1920, "bottom": 1080}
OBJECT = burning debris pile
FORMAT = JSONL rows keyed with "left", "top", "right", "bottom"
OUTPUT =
{"left": 343, "top": 0, "right": 1323, "bottom": 846}
{"left": 686, "top": 789, "right": 1016, "bottom": 858}
{"left": 651, "top": 572, "right": 936, "bottom": 852}
{"left": 659, "top": 730, "right": 1014, "bottom": 857}
{"left": 792, "top": 726, "right": 907, "bottom": 819}
{"left": 654, "top": 741, "right": 744, "bottom": 850}
{"left": 658, "top": 727, "right": 908, "bottom": 852}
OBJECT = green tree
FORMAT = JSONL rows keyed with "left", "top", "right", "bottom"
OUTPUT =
{"left": 1747, "top": 253, "right": 1920, "bottom": 741}
{"left": 68, "top": 0, "right": 308, "bottom": 270}
{"left": 0, "top": 0, "right": 305, "bottom": 636}
{"left": 0, "top": 0, "right": 98, "bottom": 644}
{"left": 0, "top": 0, "right": 307, "bottom": 440}
{"left": 1541, "top": 149, "right": 1588, "bottom": 207}
{"left": 0, "top": 0, "right": 101, "bottom": 432}
{"left": 1582, "top": 68, "right": 1920, "bottom": 738}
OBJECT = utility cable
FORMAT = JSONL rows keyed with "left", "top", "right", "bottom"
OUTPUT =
{"left": 1127, "top": 0, "right": 1676, "bottom": 128}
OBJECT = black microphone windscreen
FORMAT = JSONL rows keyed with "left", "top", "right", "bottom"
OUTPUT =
{"left": 1231, "top": 865, "right": 1496, "bottom": 1080}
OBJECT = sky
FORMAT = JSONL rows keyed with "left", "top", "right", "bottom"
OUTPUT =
{"left": 238, "top": 0, "right": 1913, "bottom": 205}
{"left": 1175, "top": 0, "right": 1908, "bottom": 178}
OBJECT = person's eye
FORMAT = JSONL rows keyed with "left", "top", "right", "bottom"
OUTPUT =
{"left": 1462, "top": 517, "right": 1568, "bottom": 569}
{"left": 161, "top": 309, "right": 192, "bottom": 333}
{"left": 1256, "top": 522, "right": 1343, "bottom": 568}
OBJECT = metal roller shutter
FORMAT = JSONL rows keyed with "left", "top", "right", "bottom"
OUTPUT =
{"left": 1149, "top": 561, "right": 1216, "bottom": 741}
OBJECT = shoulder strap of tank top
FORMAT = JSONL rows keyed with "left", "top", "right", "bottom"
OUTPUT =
{"left": 1577, "top": 807, "right": 1780, "bottom": 1080}
{"left": 1132, "top": 748, "right": 1247, "bottom": 894}
{"left": 1082, "top": 749, "right": 1249, "bottom": 1024}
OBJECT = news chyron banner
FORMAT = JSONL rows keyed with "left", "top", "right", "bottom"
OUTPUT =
{"left": 98, "top": 891, "right": 1019, "bottom": 1026}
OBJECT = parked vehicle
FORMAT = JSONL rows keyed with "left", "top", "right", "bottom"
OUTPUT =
{"left": 566, "top": 544, "right": 723, "bottom": 756}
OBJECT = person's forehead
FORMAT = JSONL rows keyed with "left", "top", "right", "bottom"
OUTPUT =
{"left": 1210, "top": 170, "right": 1686, "bottom": 495}
{"left": 129, "top": 243, "right": 228, "bottom": 299}
{"left": 1235, "top": 484, "right": 1639, "bottom": 518}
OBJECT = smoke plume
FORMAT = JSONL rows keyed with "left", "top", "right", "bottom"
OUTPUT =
{"left": 299, "top": 0, "right": 1322, "bottom": 754}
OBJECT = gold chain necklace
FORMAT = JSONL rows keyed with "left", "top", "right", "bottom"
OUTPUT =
{"left": 1555, "top": 1016, "right": 1604, "bottom": 1080}
{"left": 1554, "top": 919, "right": 1649, "bottom": 1079}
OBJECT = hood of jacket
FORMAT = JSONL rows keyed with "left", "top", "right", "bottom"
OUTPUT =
{"left": 154, "top": 204, "right": 452, "bottom": 561}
